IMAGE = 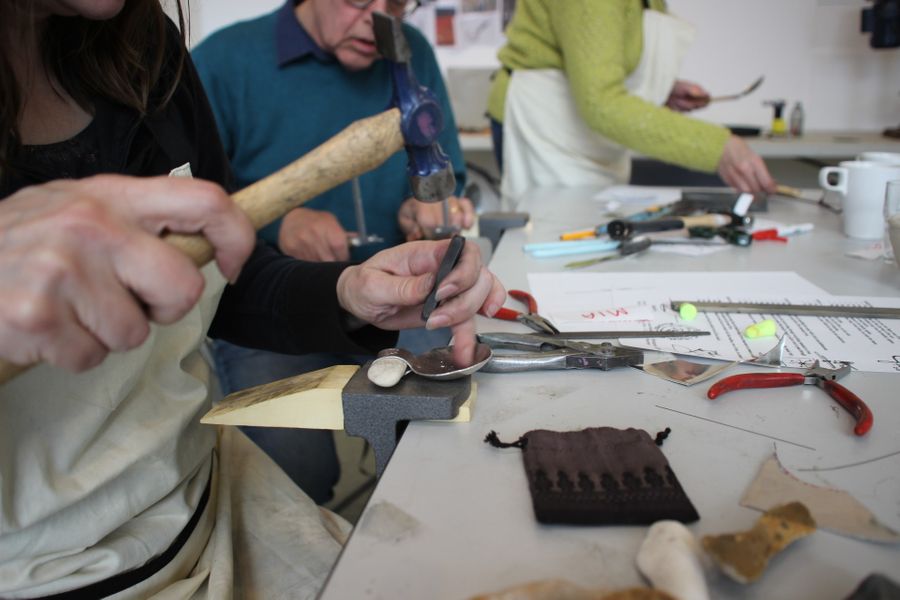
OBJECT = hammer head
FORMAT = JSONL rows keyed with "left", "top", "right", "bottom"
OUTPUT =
{"left": 373, "top": 11, "right": 456, "bottom": 203}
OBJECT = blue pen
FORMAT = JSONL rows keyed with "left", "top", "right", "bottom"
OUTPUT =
{"left": 529, "top": 240, "right": 621, "bottom": 258}
{"left": 523, "top": 239, "right": 619, "bottom": 252}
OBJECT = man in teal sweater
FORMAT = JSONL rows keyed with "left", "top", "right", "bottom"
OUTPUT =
{"left": 193, "top": 0, "right": 471, "bottom": 503}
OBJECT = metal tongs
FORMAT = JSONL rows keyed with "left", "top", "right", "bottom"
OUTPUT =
{"left": 477, "top": 332, "right": 644, "bottom": 373}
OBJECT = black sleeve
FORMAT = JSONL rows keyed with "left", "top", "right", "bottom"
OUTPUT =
{"left": 209, "top": 242, "right": 397, "bottom": 355}
{"left": 162, "top": 23, "right": 396, "bottom": 355}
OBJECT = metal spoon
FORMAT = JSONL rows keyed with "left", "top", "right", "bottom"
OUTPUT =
{"left": 710, "top": 75, "right": 764, "bottom": 102}
{"left": 367, "top": 343, "right": 493, "bottom": 388}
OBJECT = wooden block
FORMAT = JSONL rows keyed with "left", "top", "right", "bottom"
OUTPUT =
{"left": 201, "top": 365, "right": 358, "bottom": 430}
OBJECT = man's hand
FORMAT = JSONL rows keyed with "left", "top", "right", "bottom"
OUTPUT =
{"left": 666, "top": 80, "right": 711, "bottom": 112}
{"left": 0, "top": 175, "right": 255, "bottom": 371}
{"left": 398, "top": 196, "right": 475, "bottom": 241}
{"left": 279, "top": 207, "right": 351, "bottom": 261}
{"left": 717, "top": 135, "right": 778, "bottom": 194}
{"left": 335, "top": 239, "right": 505, "bottom": 367}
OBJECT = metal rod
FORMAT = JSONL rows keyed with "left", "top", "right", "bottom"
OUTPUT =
{"left": 671, "top": 300, "right": 900, "bottom": 320}
{"left": 547, "top": 330, "right": 711, "bottom": 339}
{"left": 352, "top": 176, "right": 367, "bottom": 240}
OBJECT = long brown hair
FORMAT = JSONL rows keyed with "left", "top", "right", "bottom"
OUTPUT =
{"left": 0, "top": 0, "right": 186, "bottom": 173}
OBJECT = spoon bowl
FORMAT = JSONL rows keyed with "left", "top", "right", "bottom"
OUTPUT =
{"left": 367, "top": 343, "right": 493, "bottom": 387}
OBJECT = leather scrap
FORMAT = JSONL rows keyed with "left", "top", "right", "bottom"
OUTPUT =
{"left": 741, "top": 454, "right": 900, "bottom": 544}
{"left": 702, "top": 502, "right": 816, "bottom": 583}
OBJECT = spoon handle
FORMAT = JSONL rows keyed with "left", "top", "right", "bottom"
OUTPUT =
{"left": 481, "top": 350, "right": 575, "bottom": 373}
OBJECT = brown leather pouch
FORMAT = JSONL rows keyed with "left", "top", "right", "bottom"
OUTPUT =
{"left": 486, "top": 427, "right": 698, "bottom": 526}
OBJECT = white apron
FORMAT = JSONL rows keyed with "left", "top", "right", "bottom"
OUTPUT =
{"left": 501, "top": 8, "right": 696, "bottom": 204}
{"left": 0, "top": 167, "right": 349, "bottom": 599}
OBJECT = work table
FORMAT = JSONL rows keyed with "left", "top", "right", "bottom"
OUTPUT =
{"left": 460, "top": 130, "right": 900, "bottom": 160}
{"left": 320, "top": 186, "right": 900, "bottom": 599}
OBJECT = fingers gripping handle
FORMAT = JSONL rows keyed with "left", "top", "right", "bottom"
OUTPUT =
{"left": 707, "top": 373, "right": 805, "bottom": 398}
{"left": 0, "top": 109, "right": 406, "bottom": 386}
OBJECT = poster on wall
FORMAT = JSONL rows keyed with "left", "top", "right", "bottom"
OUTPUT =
{"left": 435, "top": 7, "right": 456, "bottom": 45}
{"left": 461, "top": 0, "right": 497, "bottom": 11}
{"left": 408, "top": 0, "right": 513, "bottom": 47}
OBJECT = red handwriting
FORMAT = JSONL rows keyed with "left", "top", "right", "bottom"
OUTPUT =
{"left": 581, "top": 308, "right": 631, "bottom": 319}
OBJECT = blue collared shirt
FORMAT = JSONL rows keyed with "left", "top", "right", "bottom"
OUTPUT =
{"left": 193, "top": 1, "right": 465, "bottom": 258}
{"left": 275, "top": 0, "right": 332, "bottom": 65}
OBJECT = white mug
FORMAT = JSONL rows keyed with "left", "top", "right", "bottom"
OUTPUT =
{"left": 819, "top": 160, "right": 900, "bottom": 239}
{"left": 857, "top": 151, "right": 900, "bottom": 166}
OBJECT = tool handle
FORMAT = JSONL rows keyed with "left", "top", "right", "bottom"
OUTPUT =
{"left": 559, "top": 229, "right": 597, "bottom": 241}
{"left": 607, "top": 218, "right": 676, "bottom": 240}
{"left": 619, "top": 236, "right": 652, "bottom": 256}
{"left": 0, "top": 108, "right": 406, "bottom": 386}
{"left": 680, "top": 214, "right": 731, "bottom": 228}
{"left": 528, "top": 240, "right": 620, "bottom": 258}
{"left": 165, "top": 108, "right": 405, "bottom": 265}
{"left": 508, "top": 289, "right": 538, "bottom": 313}
{"left": 477, "top": 332, "right": 554, "bottom": 351}
{"left": 707, "top": 373, "right": 805, "bottom": 399}
{"left": 481, "top": 350, "right": 574, "bottom": 373}
{"left": 421, "top": 234, "right": 465, "bottom": 321}
{"left": 492, "top": 308, "right": 521, "bottom": 322}
{"left": 819, "top": 379, "right": 873, "bottom": 436}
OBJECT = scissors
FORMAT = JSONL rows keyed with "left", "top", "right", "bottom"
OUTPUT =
{"left": 493, "top": 290, "right": 559, "bottom": 334}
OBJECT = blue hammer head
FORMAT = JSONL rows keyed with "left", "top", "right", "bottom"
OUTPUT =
{"left": 373, "top": 12, "right": 456, "bottom": 203}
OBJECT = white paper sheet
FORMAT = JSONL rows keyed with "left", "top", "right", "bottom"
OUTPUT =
{"left": 527, "top": 271, "right": 900, "bottom": 373}
{"left": 590, "top": 185, "right": 681, "bottom": 206}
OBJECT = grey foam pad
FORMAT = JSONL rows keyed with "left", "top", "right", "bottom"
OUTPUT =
{"left": 342, "top": 362, "right": 471, "bottom": 476}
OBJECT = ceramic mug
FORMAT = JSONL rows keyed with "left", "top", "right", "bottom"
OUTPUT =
{"left": 857, "top": 151, "right": 900, "bottom": 165}
{"left": 819, "top": 160, "right": 900, "bottom": 239}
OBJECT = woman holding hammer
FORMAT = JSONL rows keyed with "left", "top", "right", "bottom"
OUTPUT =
{"left": 0, "top": 0, "right": 503, "bottom": 597}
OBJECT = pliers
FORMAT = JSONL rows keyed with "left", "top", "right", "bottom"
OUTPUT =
{"left": 476, "top": 332, "right": 643, "bottom": 373}
{"left": 493, "top": 290, "right": 559, "bottom": 334}
{"left": 707, "top": 361, "right": 873, "bottom": 436}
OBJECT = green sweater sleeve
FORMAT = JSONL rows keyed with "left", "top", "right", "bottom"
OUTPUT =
{"left": 490, "top": 0, "right": 731, "bottom": 174}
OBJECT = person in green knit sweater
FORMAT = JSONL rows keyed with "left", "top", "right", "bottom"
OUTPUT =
{"left": 487, "top": 0, "right": 776, "bottom": 201}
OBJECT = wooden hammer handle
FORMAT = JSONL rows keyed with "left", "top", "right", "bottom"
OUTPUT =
{"left": 0, "top": 108, "right": 405, "bottom": 385}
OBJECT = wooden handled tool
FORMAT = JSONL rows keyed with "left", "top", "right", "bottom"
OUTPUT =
{"left": 0, "top": 108, "right": 406, "bottom": 385}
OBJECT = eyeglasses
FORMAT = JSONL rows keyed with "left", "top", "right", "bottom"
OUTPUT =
{"left": 345, "top": 0, "right": 422, "bottom": 18}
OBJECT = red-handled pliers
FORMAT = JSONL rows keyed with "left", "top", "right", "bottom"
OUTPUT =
{"left": 493, "top": 290, "right": 560, "bottom": 334}
{"left": 707, "top": 361, "right": 873, "bottom": 436}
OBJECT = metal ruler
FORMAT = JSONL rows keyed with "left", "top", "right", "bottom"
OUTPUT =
{"left": 670, "top": 300, "right": 900, "bottom": 320}
{"left": 544, "top": 330, "right": 710, "bottom": 339}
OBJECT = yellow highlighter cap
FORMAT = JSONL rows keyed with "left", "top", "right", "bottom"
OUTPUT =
{"left": 756, "top": 319, "right": 777, "bottom": 336}
{"left": 744, "top": 319, "right": 777, "bottom": 339}
{"left": 679, "top": 303, "right": 698, "bottom": 321}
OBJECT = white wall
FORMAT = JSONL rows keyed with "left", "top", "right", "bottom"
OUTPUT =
{"left": 177, "top": 0, "right": 899, "bottom": 132}
{"left": 671, "top": 0, "right": 899, "bottom": 132}
{"left": 174, "top": 0, "right": 282, "bottom": 47}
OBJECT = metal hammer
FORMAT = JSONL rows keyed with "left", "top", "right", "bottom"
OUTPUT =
{"left": 374, "top": 12, "right": 455, "bottom": 202}
{"left": 0, "top": 13, "right": 455, "bottom": 384}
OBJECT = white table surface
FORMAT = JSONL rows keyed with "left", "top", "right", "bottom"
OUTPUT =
{"left": 459, "top": 130, "right": 900, "bottom": 160}
{"left": 320, "top": 187, "right": 900, "bottom": 600}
